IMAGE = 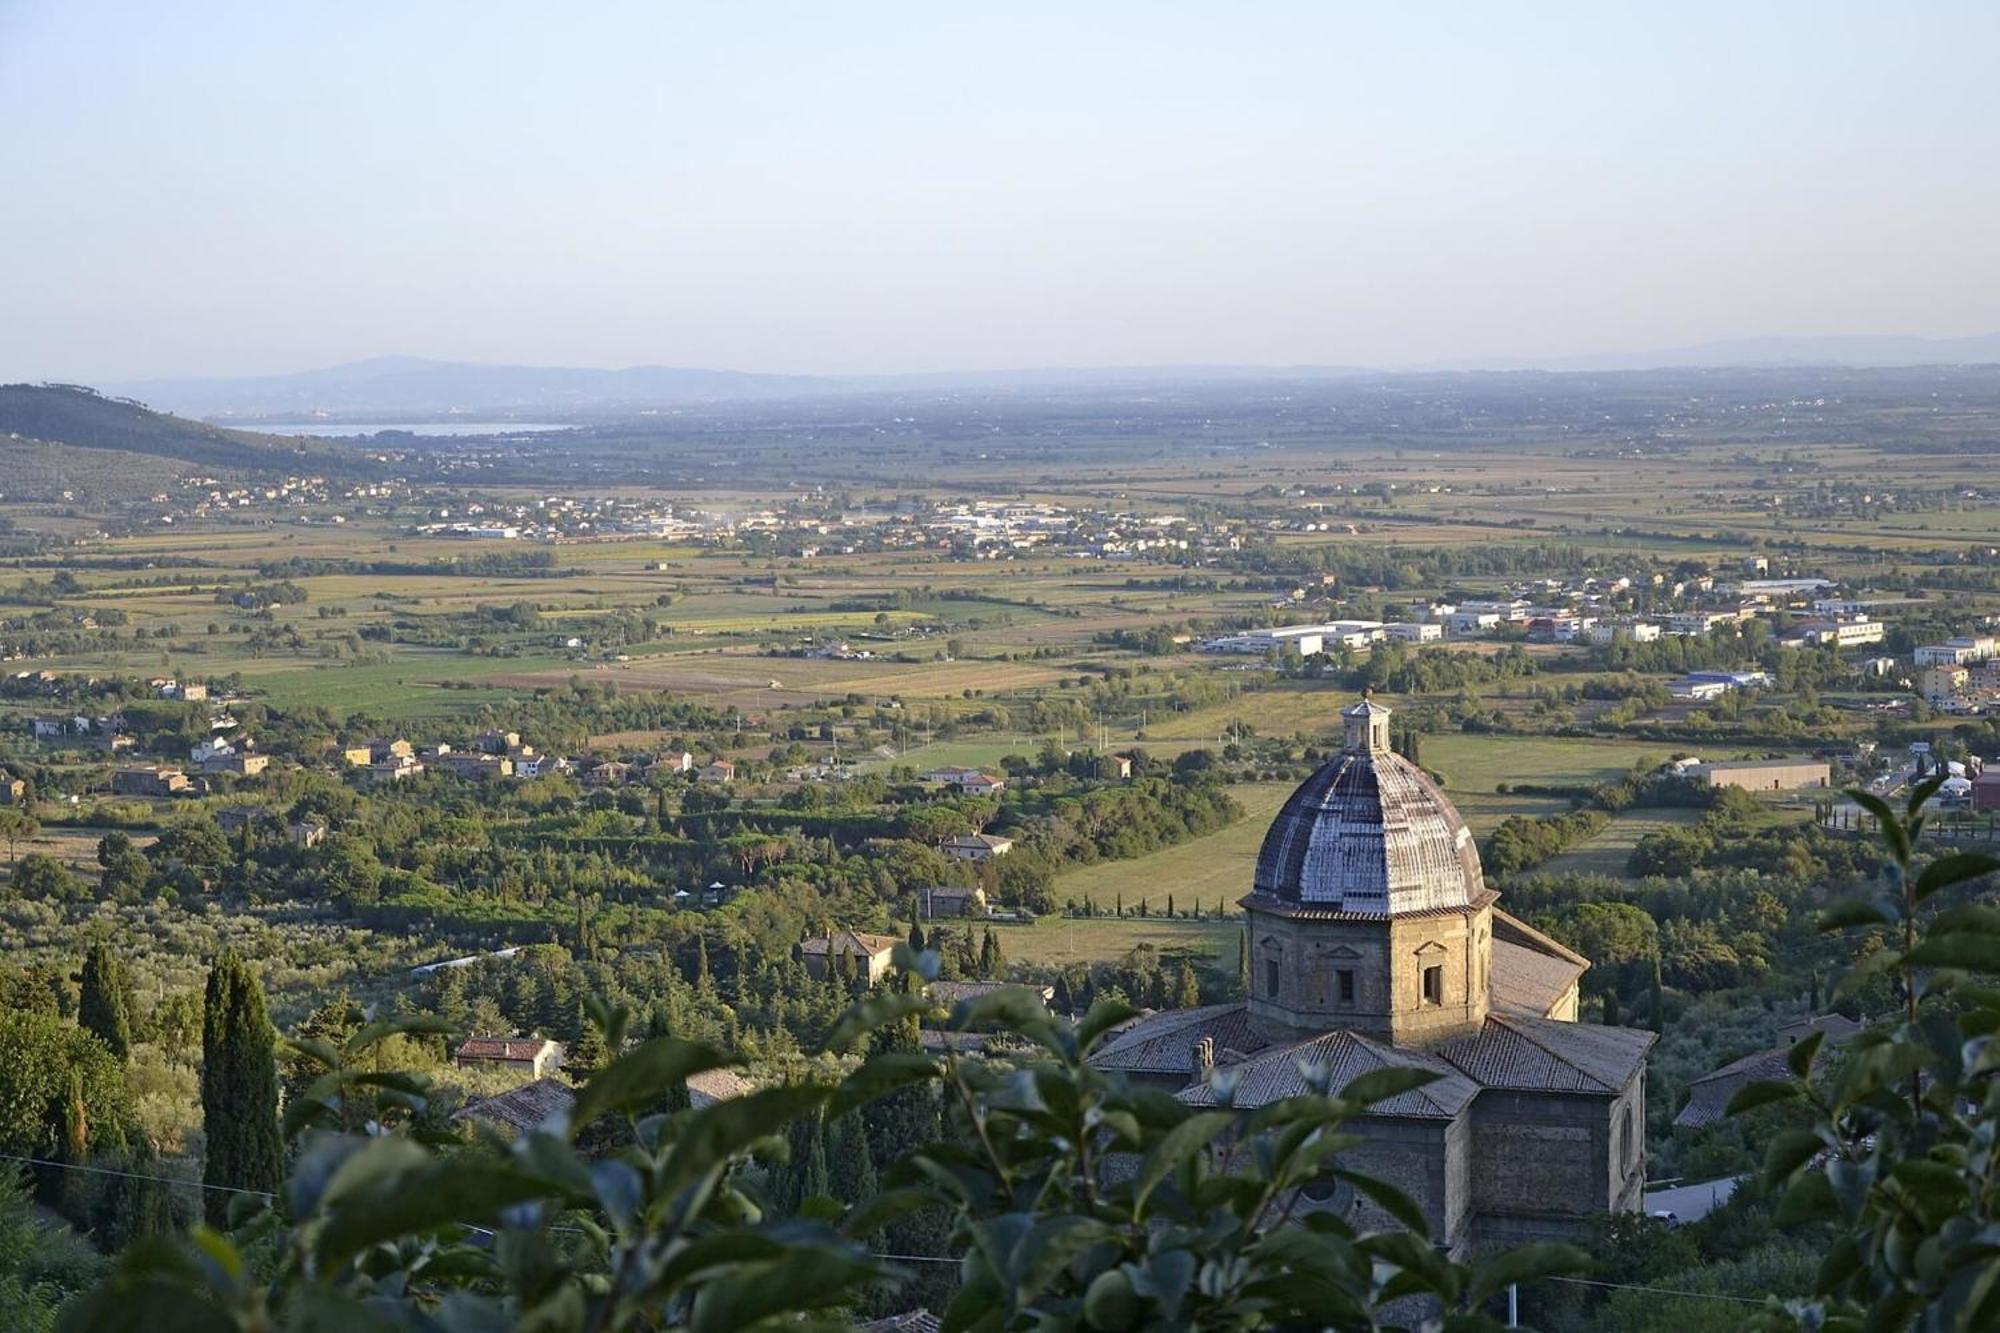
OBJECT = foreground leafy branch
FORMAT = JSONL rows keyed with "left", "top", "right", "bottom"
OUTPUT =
{"left": 62, "top": 952, "right": 1579, "bottom": 1331}
{"left": 1727, "top": 776, "right": 2000, "bottom": 1332}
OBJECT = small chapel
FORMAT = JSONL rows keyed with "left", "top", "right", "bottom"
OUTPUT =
{"left": 1091, "top": 698, "right": 1656, "bottom": 1252}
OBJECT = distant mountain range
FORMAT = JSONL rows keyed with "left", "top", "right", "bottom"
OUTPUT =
{"left": 1517, "top": 331, "right": 2000, "bottom": 374}
{"left": 97, "top": 334, "right": 2000, "bottom": 420}
{"left": 0, "top": 383, "right": 363, "bottom": 472}
{"left": 103, "top": 356, "right": 827, "bottom": 420}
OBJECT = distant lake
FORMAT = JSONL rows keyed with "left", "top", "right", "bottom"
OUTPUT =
{"left": 234, "top": 421, "right": 578, "bottom": 439}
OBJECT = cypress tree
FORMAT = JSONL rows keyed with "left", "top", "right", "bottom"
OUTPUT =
{"left": 1167, "top": 893, "right": 1176, "bottom": 919}
{"left": 1649, "top": 953, "right": 1665, "bottom": 1033}
{"left": 978, "top": 926, "right": 1001, "bottom": 979}
{"left": 77, "top": 942, "right": 132, "bottom": 1060}
{"left": 826, "top": 1112, "right": 878, "bottom": 1207}
{"left": 907, "top": 898, "right": 926, "bottom": 953}
{"left": 201, "top": 949, "right": 282, "bottom": 1226}
{"left": 1238, "top": 927, "right": 1250, "bottom": 995}
{"left": 1174, "top": 963, "right": 1201, "bottom": 1010}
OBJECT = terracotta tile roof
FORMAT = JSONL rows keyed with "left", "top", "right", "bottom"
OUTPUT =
{"left": 1177, "top": 1028, "right": 1480, "bottom": 1120}
{"left": 685, "top": 1066, "right": 756, "bottom": 1108}
{"left": 1673, "top": 1045, "right": 1791, "bottom": 1128}
{"left": 1492, "top": 908, "right": 1588, "bottom": 967}
{"left": 1488, "top": 936, "right": 1588, "bottom": 1020}
{"left": 1439, "top": 1014, "right": 1654, "bottom": 1096}
{"left": 1089, "top": 1003, "right": 1271, "bottom": 1076}
{"left": 943, "top": 833, "right": 1013, "bottom": 849}
{"left": 797, "top": 930, "right": 903, "bottom": 958}
{"left": 456, "top": 1036, "right": 560, "bottom": 1063}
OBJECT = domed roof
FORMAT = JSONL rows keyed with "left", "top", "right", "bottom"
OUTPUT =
{"left": 1252, "top": 700, "right": 1486, "bottom": 914}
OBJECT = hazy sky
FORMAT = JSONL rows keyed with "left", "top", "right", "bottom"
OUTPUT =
{"left": 4, "top": 1, "right": 1997, "bottom": 380}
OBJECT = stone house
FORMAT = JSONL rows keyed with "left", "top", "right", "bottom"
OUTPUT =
{"left": 942, "top": 832, "right": 1013, "bottom": 863}
{"left": 921, "top": 885, "right": 989, "bottom": 919}
{"left": 112, "top": 766, "right": 191, "bottom": 798}
{"left": 797, "top": 930, "right": 902, "bottom": 984}
{"left": 454, "top": 1037, "right": 563, "bottom": 1078}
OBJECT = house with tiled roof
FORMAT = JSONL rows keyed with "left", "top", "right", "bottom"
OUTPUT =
{"left": 454, "top": 1036, "right": 563, "bottom": 1078}
{"left": 1088, "top": 699, "right": 1656, "bottom": 1255}
{"left": 796, "top": 929, "right": 902, "bottom": 984}
{"left": 941, "top": 832, "right": 1013, "bottom": 862}
{"left": 1676, "top": 1012, "right": 1862, "bottom": 1129}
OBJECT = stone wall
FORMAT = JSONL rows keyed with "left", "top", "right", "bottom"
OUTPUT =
{"left": 1245, "top": 903, "right": 1490, "bottom": 1047}
{"left": 1466, "top": 1081, "right": 1646, "bottom": 1242}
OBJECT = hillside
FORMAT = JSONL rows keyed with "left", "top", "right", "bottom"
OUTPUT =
{"left": 0, "top": 382, "right": 361, "bottom": 472}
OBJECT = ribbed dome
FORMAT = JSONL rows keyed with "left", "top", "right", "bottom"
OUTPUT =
{"left": 1252, "top": 701, "right": 1486, "bottom": 914}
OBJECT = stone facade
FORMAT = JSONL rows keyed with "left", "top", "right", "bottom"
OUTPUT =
{"left": 1090, "top": 697, "right": 1654, "bottom": 1255}
{"left": 1247, "top": 899, "right": 1494, "bottom": 1046}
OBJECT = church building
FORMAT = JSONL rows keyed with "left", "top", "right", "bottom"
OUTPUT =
{"left": 1091, "top": 699, "right": 1655, "bottom": 1252}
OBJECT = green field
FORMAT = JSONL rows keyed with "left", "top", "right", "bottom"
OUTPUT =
{"left": 999, "top": 913, "right": 1241, "bottom": 972}
{"left": 1052, "top": 782, "right": 1291, "bottom": 911}
{"left": 1537, "top": 807, "right": 1707, "bottom": 879}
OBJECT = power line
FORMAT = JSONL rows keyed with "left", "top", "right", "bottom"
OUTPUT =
{"left": 0, "top": 1150, "right": 270, "bottom": 1199}
{"left": 1539, "top": 1275, "right": 1766, "bottom": 1307}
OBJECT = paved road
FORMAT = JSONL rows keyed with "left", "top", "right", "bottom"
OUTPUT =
{"left": 1642, "top": 1175, "right": 1740, "bottom": 1223}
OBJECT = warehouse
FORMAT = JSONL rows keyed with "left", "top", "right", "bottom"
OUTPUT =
{"left": 1687, "top": 759, "right": 1831, "bottom": 791}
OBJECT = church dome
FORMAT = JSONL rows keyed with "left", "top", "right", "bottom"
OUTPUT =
{"left": 1252, "top": 700, "right": 1486, "bottom": 914}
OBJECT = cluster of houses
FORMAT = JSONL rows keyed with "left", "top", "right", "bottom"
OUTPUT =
{"left": 341, "top": 731, "right": 740, "bottom": 788}
{"left": 1915, "top": 636, "right": 2000, "bottom": 714}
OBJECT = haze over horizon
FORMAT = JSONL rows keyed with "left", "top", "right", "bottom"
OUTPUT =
{"left": 6, "top": 1, "right": 1998, "bottom": 384}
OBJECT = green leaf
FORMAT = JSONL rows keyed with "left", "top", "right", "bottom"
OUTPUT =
{"left": 1010, "top": 1214, "right": 1115, "bottom": 1304}
{"left": 827, "top": 1050, "right": 939, "bottom": 1118}
{"left": 1818, "top": 898, "right": 1890, "bottom": 932}
{"left": 1333, "top": 1168, "right": 1431, "bottom": 1239}
{"left": 312, "top": 1144, "right": 551, "bottom": 1273}
{"left": 571, "top": 1037, "right": 733, "bottom": 1129}
{"left": 1905, "top": 935, "right": 2000, "bottom": 972}
{"left": 825, "top": 991, "right": 933, "bottom": 1053}
{"left": 1932, "top": 904, "right": 2000, "bottom": 936}
{"left": 1724, "top": 1079, "right": 1800, "bottom": 1117}
{"left": 1775, "top": 1169, "right": 1837, "bottom": 1226}
{"left": 1786, "top": 1029, "right": 1825, "bottom": 1079}
{"left": 667, "top": 1085, "right": 833, "bottom": 1191}
{"left": 1761, "top": 1129, "right": 1824, "bottom": 1186}
{"left": 1848, "top": 790, "right": 1910, "bottom": 862}
{"left": 1905, "top": 772, "right": 1947, "bottom": 819}
{"left": 686, "top": 1240, "right": 880, "bottom": 1333}
{"left": 841, "top": 1185, "right": 936, "bottom": 1241}
{"left": 344, "top": 1012, "right": 456, "bottom": 1054}
{"left": 1077, "top": 999, "right": 1142, "bottom": 1053}
{"left": 1360, "top": 1228, "right": 1461, "bottom": 1303}
{"left": 1466, "top": 1242, "right": 1586, "bottom": 1308}
{"left": 1082, "top": 1268, "right": 1140, "bottom": 1330}
{"left": 1132, "top": 1110, "right": 1235, "bottom": 1220}
{"left": 1339, "top": 1065, "right": 1440, "bottom": 1107}
{"left": 1913, "top": 851, "right": 2000, "bottom": 902}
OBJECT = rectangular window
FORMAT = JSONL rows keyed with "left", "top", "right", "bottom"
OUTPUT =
{"left": 1422, "top": 964, "right": 1443, "bottom": 1006}
{"left": 1337, "top": 969, "right": 1356, "bottom": 1004}
{"left": 1265, "top": 957, "right": 1280, "bottom": 999}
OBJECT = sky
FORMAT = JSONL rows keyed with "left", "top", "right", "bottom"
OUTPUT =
{"left": 3, "top": 1, "right": 1998, "bottom": 381}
